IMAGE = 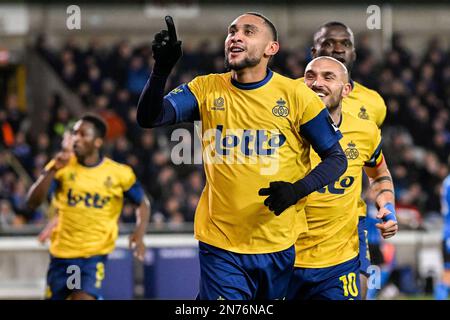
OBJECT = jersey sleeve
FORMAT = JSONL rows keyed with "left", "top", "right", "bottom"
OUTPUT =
{"left": 364, "top": 127, "right": 383, "bottom": 167}
{"left": 374, "top": 92, "right": 387, "bottom": 128}
{"left": 123, "top": 181, "right": 145, "bottom": 205}
{"left": 298, "top": 89, "right": 343, "bottom": 155}
{"left": 119, "top": 165, "right": 145, "bottom": 204}
{"left": 164, "top": 82, "right": 200, "bottom": 123}
{"left": 120, "top": 165, "right": 137, "bottom": 191}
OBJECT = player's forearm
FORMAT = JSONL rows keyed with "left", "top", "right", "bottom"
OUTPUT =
{"left": 134, "top": 197, "right": 151, "bottom": 236}
{"left": 371, "top": 177, "right": 395, "bottom": 208}
{"left": 293, "top": 142, "right": 348, "bottom": 199}
{"left": 26, "top": 168, "right": 56, "bottom": 210}
{"left": 136, "top": 73, "right": 176, "bottom": 128}
{"left": 367, "top": 167, "right": 395, "bottom": 208}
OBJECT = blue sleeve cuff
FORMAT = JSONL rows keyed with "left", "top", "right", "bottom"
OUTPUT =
{"left": 165, "top": 84, "right": 200, "bottom": 123}
{"left": 300, "top": 108, "right": 343, "bottom": 154}
{"left": 124, "top": 181, "right": 145, "bottom": 205}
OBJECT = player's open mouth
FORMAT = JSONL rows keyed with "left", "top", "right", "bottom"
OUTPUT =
{"left": 229, "top": 46, "right": 245, "bottom": 55}
{"left": 314, "top": 91, "right": 328, "bottom": 97}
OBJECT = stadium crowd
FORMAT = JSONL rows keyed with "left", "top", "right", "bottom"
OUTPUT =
{"left": 0, "top": 32, "right": 449, "bottom": 230}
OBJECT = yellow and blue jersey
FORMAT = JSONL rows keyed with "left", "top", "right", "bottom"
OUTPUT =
{"left": 166, "top": 69, "right": 342, "bottom": 254}
{"left": 343, "top": 80, "right": 387, "bottom": 129}
{"left": 46, "top": 156, "right": 144, "bottom": 258}
{"left": 298, "top": 77, "right": 387, "bottom": 218}
{"left": 295, "top": 111, "right": 383, "bottom": 268}
{"left": 344, "top": 81, "right": 387, "bottom": 218}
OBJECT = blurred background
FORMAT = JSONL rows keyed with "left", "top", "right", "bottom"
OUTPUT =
{"left": 0, "top": 0, "right": 449, "bottom": 299}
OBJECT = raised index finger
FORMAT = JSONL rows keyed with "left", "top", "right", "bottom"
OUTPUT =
{"left": 165, "top": 15, "right": 178, "bottom": 43}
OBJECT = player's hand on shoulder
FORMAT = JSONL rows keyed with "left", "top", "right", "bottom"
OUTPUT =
{"left": 152, "top": 16, "right": 182, "bottom": 75}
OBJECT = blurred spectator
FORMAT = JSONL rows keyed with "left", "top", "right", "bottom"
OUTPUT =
{"left": 0, "top": 199, "right": 24, "bottom": 228}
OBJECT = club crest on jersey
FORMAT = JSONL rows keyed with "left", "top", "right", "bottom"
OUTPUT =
{"left": 272, "top": 98, "right": 289, "bottom": 117}
{"left": 68, "top": 172, "right": 76, "bottom": 181}
{"left": 211, "top": 97, "right": 225, "bottom": 111}
{"left": 358, "top": 106, "right": 369, "bottom": 120}
{"left": 170, "top": 87, "right": 183, "bottom": 95}
{"left": 345, "top": 141, "right": 359, "bottom": 160}
{"left": 104, "top": 176, "right": 113, "bottom": 188}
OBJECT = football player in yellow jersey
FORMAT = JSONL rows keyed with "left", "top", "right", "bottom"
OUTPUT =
{"left": 309, "top": 21, "right": 391, "bottom": 297}
{"left": 137, "top": 14, "right": 347, "bottom": 299}
{"left": 287, "top": 56, "right": 397, "bottom": 300}
{"left": 26, "top": 114, "right": 150, "bottom": 300}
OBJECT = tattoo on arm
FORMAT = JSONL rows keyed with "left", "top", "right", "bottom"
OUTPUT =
{"left": 373, "top": 176, "right": 393, "bottom": 184}
{"left": 376, "top": 189, "right": 395, "bottom": 200}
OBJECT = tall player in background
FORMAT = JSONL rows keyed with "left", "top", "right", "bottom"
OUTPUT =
{"left": 26, "top": 114, "right": 150, "bottom": 300}
{"left": 435, "top": 171, "right": 450, "bottom": 300}
{"left": 307, "top": 22, "right": 390, "bottom": 297}
{"left": 288, "top": 56, "right": 397, "bottom": 300}
{"left": 137, "top": 14, "right": 347, "bottom": 299}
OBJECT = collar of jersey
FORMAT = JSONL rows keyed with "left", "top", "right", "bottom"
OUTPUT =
{"left": 79, "top": 155, "right": 104, "bottom": 168}
{"left": 337, "top": 112, "right": 343, "bottom": 128}
{"left": 230, "top": 69, "right": 273, "bottom": 90}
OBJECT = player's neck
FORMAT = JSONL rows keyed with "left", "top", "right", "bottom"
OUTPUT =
{"left": 328, "top": 105, "right": 342, "bottom": 126}
{"left": 78, "top": 152, "right": 102, "bottom": 167}
{"left": 231, "top": 64, "right": 268, "bottom": 84}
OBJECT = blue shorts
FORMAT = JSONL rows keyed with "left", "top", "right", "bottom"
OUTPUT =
{"left": 198, "top": 241, "right": 295, "bottom": 300}
{"left": 358, "top": 216, "right": 371, "bottom": 276}
{"left": 45, "top": 255, "right": 107, "bottom": 300}
{"left": 287, "top": 255, "right": 361, "bottom": 300}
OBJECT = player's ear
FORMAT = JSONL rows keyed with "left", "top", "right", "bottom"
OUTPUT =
{"left": 265, "top": 41, "right": 279, "bottom": 57}
{"left": 94, "top": 137, "right": 103, "bottom": 149}
{"left": 342, "top": 82, "right": 352, "bottom": 98}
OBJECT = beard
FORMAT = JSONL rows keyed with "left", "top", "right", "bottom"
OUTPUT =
{"left": 224, "top": 53, "right": 261, "bottom": 71}
{"left": 326, "top": 87, "right": 344, "bottom": 109}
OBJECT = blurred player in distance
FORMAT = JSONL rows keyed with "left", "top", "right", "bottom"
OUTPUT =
{"left": 435, "top": 170, "right": 450, "bottom": 300}
{"left": 136, "top": 14, "right": 347, "bottom": 299}
{"left": 305, "top": 21, "right": 389, "bottom": 297}
{"left": 288, "top": 56, "right": 397, "bottom": 300}
{"left": 27, "top": 114, "right": 150, "bottom": 300}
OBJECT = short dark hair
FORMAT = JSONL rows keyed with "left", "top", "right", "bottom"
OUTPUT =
{"left": 245, "top": 12, "right": 278, "bottom": 41}
{"left": 81, "top": 113, "right": 107, "bottom": 139}
{"left": 313, "top": 21, "right": 354, "bottom": 45}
